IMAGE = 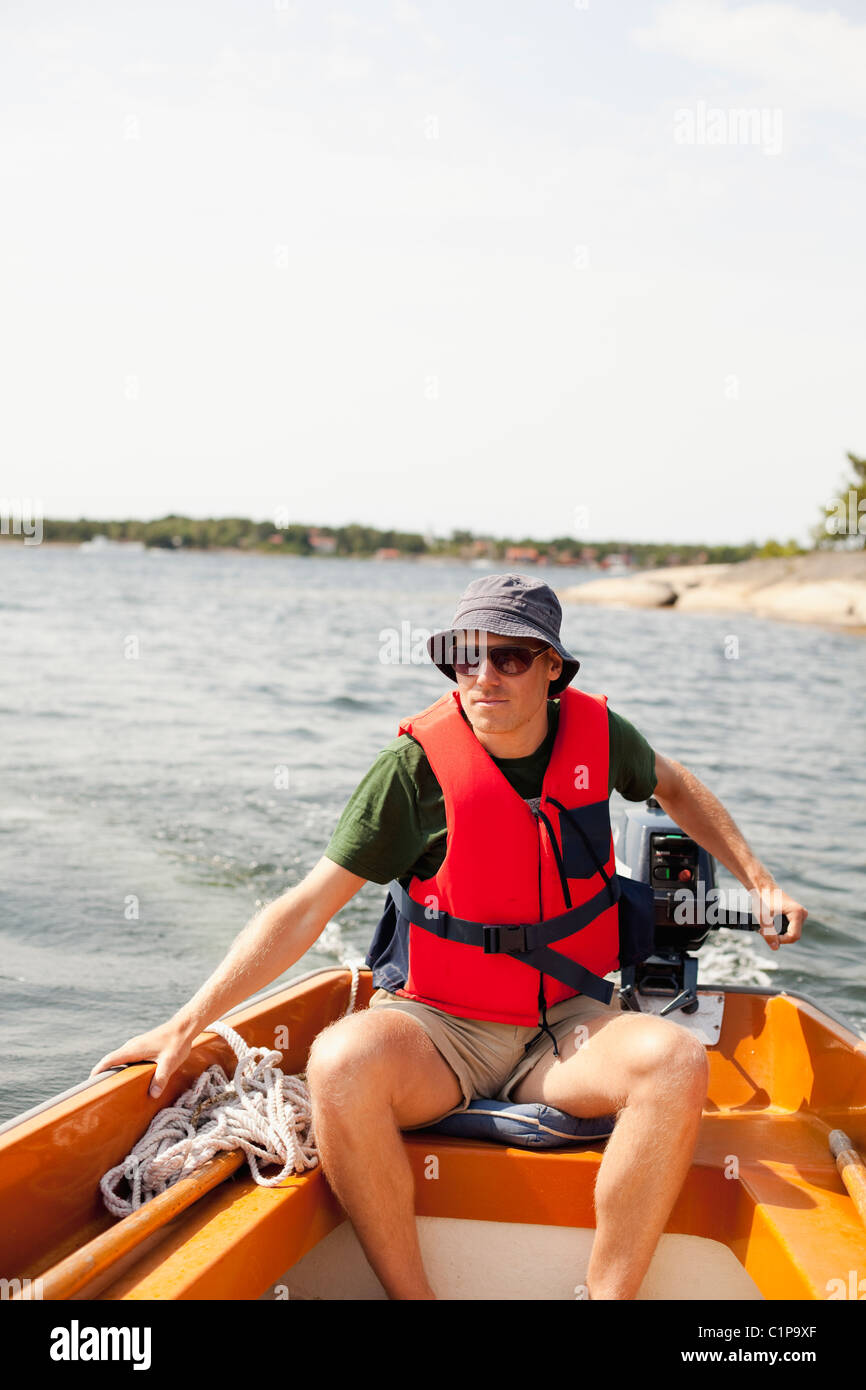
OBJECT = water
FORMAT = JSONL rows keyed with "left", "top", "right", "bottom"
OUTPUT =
{"left": 1, "top": 546, "right": 864, "bottom": 1122}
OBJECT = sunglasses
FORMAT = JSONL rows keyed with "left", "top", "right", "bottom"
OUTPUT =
{"left": 451, "top": 644, "right": 552, "bottom": 677}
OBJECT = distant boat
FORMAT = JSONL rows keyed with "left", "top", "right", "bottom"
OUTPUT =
{"left": 598, "top": 553, "right": 635, "bottom": 578}
{"left": 78, "top": 536, "right": 145, "bottom": 553}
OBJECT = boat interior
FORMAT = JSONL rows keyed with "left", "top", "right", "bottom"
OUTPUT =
{"left": 2, "top": 967, "right": 865, "bottom": 1301}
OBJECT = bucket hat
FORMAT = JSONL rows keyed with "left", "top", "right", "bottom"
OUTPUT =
{"left": 427, "top": 572, "right": 580, "bottom": 697}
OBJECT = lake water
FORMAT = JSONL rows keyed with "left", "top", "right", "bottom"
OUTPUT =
{"left": 1, "top": 545, "right": 864, "bottom": 1122}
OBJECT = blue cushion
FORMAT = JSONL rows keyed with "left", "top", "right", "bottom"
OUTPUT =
{"left": 423, "top": 1098, "right": 617, "bottom": 1149}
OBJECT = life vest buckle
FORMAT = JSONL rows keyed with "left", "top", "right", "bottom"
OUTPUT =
{"left": 482, "top": 923, "right": 527, "bottom": 954}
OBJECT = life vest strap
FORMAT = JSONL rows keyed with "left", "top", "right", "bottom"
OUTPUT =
{"left": 514, "top": 945, "right": 615, "bottom": 1005}
{"left": 387, "top": 877, "right": 620, "bottom": 1006}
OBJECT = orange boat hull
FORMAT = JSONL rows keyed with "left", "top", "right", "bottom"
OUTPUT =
{"left": 1, "top": 969, "right": 865, "bottom": 1300}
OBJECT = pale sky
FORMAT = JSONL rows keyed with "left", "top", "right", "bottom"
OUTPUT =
{"left": 2, "top": 0, "right": 864, "bottom": 545}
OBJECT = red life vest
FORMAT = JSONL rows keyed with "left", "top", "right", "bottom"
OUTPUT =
{"left": 387, "top": 685, "right": 623, "bottom": 1027}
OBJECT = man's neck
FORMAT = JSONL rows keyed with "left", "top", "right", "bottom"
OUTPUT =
{"left": 463, "top": 699, "right": 553, "bottom": 760}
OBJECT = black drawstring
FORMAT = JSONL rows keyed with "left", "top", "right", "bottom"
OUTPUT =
{"left": 523, "top": 976, "right": 560, "bottom": 1055}
{"left": 537, "top": 807, "right": 572, "bottom": 908}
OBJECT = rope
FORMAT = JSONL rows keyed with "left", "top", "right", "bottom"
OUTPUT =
{"left": 100, "top": 960, "right": 359, "bottom": 1218}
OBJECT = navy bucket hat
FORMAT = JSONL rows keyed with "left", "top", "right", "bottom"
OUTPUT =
{"left": 427, "top": 572, "right": 580, "bottom": 698}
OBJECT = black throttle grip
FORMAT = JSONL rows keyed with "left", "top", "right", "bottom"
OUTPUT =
{"left": 712, "top": 911, "right": 789, "bottom": 934}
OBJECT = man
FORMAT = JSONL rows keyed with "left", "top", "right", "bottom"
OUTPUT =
{"left": 91, "top": 573, "right": 806, "bottom": 1301}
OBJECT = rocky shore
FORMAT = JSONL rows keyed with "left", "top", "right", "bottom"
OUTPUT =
{"left": 560, "top": 551, "right": 866, "bottom": 632}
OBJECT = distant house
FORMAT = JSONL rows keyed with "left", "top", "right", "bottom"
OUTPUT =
{"left": 505, "top": 545, "right": 540, "bottom": 563}
{"left": 374, "top": 547, "right": 401, "bottom": 560}
{"left": 308, "top": 529, "right": 337, "bottom": 554}
{"left": 268, "top": 533, "right": 284, "bottom": 545}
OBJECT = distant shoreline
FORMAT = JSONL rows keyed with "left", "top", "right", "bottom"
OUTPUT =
{"left": 0, "top": 541, "right": 624, "bottom": 569}
{"left": 560, "top": 551, "right": 866, "bottom": 634}
{"left": 0, "top": 519, "right": 766, "bottom": 570}
{"left": 0, "top": 541, "right": 555, "bottom": 562}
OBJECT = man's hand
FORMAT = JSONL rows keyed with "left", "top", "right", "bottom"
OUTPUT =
{"left": 89, "top": 1019, "right": 198, "bottom": 1099}
{"left": 748, "top": 882, "right": 807, "bottom": 952}
{"left": 653, "top": 752, "right": 807, "bottom": 951}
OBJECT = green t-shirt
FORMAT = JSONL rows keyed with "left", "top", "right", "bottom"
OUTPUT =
{"left": 325, "top": 699, "right": 657, "bottom": 885}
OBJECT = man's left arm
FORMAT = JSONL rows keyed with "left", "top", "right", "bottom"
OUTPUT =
{"left": 652, "top": 752, "right": 808, "bottom": 950}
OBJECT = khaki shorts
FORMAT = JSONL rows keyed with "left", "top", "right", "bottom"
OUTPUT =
{"left": 367, "top": 986, "right": 623, "bottom": 1129}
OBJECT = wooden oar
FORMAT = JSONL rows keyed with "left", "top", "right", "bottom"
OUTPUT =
{"left": 18, "top": 1148, "right": 246, "bottom": 1301}
{"left": 829, "top": 1129, "right": 866, "bottom": 1228}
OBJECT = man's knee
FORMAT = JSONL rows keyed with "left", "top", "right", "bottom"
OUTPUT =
{"left": 306, "top": 1011, "right": 409, "bottom": 1113}
{"left": 625, "top": 1019, "right": 708, "bottom": 1105}
{"left": 308, "top": 1014, "right": 377, "bottom": 1093}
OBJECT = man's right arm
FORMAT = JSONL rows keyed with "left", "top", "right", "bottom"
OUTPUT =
{"left": 89, "top": 856, "right": 367, "bottom": 1097}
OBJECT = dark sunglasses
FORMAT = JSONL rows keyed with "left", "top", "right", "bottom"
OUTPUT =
{"left": 451, "top": 644, "right": 552, "bottom": 677}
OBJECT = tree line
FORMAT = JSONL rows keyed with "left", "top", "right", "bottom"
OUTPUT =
{"left": 15, "top": 513, "right": 764, "bottom": 565}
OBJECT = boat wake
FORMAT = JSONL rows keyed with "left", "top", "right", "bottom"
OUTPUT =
{"left": 683, "top": 929, "right": 779, "bottom": 989}
{"left": 318, "top": 920, "right": 367, "bottom": 973}
{"left": 608, "top": 928, "right": 779, "bottom": 992}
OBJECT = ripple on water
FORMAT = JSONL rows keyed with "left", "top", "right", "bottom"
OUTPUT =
{"left": 325, "top": 695, "right": 379, "bottom": 712}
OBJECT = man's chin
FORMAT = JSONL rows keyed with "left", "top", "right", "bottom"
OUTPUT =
{"left": 467, "top": 701, "right": 514, "bottom": 730}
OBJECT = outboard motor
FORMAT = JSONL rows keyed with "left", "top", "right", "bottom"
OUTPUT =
{"left": 615, "top": 798, "right": 788, "bottom": 1017}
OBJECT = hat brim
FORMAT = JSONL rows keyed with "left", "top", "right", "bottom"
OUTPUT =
{"left": 427, "top": 619, "right": 580, "bottom": 698}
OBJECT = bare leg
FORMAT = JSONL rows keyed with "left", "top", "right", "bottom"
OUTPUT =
{"left": 305, "top": 1008, "right": 463, "bottom": 1300}
{"left": 511, "top": 1011, "right": 708, "bottom": 1300}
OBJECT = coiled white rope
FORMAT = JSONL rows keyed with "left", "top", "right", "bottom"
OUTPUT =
{"left": 100, "top": 959, "right": 360, "bottom": 1219}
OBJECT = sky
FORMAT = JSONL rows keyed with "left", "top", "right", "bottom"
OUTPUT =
{"left": 1, "top": 0, "right": 864, "bottom": 545}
